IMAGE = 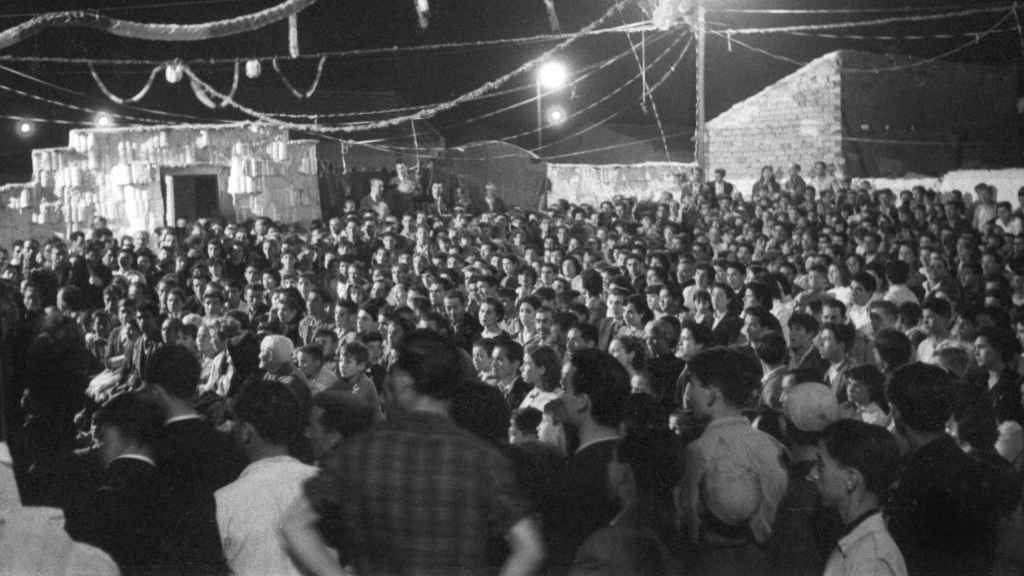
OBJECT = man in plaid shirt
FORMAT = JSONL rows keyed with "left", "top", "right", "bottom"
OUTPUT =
{"left": 282, "top": 329, "right": 545, "bottom": 576}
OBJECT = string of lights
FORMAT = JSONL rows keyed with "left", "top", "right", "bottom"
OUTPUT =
{"left": 512, "top": 35, "right": 692, "bottom": 151}
{"left": 438, "top": 31, "right": 672, "bottom": 132}
{"left": 501, "top": 34, "right": 690, "bottom": 145}
{"left": 174, "top": 0, "right": 637, "bottom": 133}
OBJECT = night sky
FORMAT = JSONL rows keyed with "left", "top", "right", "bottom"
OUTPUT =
{"left": 0, "top": 0, "right": 1018, "bottom": 177}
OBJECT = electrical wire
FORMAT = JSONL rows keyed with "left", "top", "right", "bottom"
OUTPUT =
{"left": 721, "top": 6, "right": 1013, "bottom": 36}
{"left": 0, "top": 63, "right": 221, "bottom": 123}
{"left": 621, "top": 24, "right": 670, "bottom": 161}
{"left": 709, "top": 8, "right": 1015, "bottom": 72}
{"left": 542, "top": 130, "right": 688, "bottom": 161}
{"left": 708, "top": 3, "right": 1012, "bottom": 15}
{"left": 0, "top": 80, "right": 164, "bottom": 124}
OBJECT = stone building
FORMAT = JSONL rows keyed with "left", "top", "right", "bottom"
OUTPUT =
{"left": 0, "top": 123, "right": 321, "bottom": 241}
{"left": 706, "top": 50, "right": 1020, "bottom": 181}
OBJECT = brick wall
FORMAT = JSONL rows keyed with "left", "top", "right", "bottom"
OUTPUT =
{"left": 707, "top": 51, "right": 844, "bottom": 182}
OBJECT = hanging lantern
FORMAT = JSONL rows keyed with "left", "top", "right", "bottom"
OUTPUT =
{"left": 245, "top": 59, "right": 262, "bottom": 79}
{"left": 196, "top": 130, "right": 209, "bottom": 150}
{"left": 165, "top": 61, "right": 184, "bottom": 84}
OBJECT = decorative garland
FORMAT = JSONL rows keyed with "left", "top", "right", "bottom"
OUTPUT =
{"left": 180, "top": 0, "right": 636, "bottom": 133}
{"left": 272, "top": 56, "right": 327, "bottom": 99}
{"left": 0, "top": 0, "right": 318, "bottom": 51}
{"left": 88, "top": 63, "right": 162, "bottom": 104}
{"left": 190, "top": 61, "right": 241, "bottom": 108}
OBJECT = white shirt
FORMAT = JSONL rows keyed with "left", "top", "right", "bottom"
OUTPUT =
{"left": 823, "top": 512, "right": 907, "bottom": 576}
{"left": 883, "top": 285, "right": 919, "bottom": 307}
{"left": 519, "top": 387, "right": 562, "bottom": 412}
{"left": 215, "top": 456, "right": 318, "bottom": 576}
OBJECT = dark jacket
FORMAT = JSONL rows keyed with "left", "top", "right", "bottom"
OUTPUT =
{"left": 887, "top": 435, "right": 1003, "bottom": 576}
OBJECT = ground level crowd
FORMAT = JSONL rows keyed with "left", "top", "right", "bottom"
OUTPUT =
{"left": 2, "top": 162, "right": 1024, "bottom": 575}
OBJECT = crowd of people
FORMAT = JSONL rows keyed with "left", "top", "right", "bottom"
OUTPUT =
{"left": 2, "top": 160, "right": 1024, "bottom": 576}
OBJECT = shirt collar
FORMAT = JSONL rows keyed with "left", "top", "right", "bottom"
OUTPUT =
{"left": 836, "top": 511, "right": 885, "bottom": 556}
{"left": 165, "top": 414, "right": 203, "bottom": 425}
{"left": 112, "top": 453, "right": 156, "bottom": 467}
{"left": 704, "top": 415, "right": 751, "bottom": 432}
{"left": 575, "top": 435, "right": 619, "bottom": 455}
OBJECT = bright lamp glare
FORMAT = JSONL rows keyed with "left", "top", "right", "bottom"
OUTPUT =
{"left": 95, "top": 113, "right": 113, "bottom": 127}
{"left": 538, "top": 61, "right": 569, "bottom": 91}
{"left": 546, "top": 106, "right": 567, "bottom": 126}
{"left": 17, "top": 121, "right": 33, "bottom": 135}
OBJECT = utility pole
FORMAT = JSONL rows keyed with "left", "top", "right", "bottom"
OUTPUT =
{"left": 694, "top": 0, "right": 707, "bottom": 169}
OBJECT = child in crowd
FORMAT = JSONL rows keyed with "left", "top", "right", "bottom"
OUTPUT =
{"left": 843, "top": 364, "right": 891, "bottom": 428}
{"left": 337, "top": 341, "right": 382, "bottom": 419}
{"left": 296, "top": 344, "right": 340, "bottom": 396}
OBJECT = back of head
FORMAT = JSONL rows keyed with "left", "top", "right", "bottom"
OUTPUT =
{"left": 233, "top": 379, "right": 303, "bottom": 446}
{"left": 567, "top": 348, "right": 631, "bottom": 428}
{"left": 394, "top": 329, "right": 463, "bottom": 400}
{"left": 145, "top": 344, "right": 201, "bottom": 400}
{"left": 886, "top": 362, "right": 956, "bottom": 433}
{"left": 873, "top": 328, "right": 913, "bottom": 370}
{"left": 821, "top": 419, "right": 901, "bottom": 496}
{"left": 312, "top": 389, "right": 376, "bottom": 439}
{"left": 93, "top": 391, "right": 164, "bottom": 448}
{"left": 687, "top": 346, "right": 763, "bottom": 407}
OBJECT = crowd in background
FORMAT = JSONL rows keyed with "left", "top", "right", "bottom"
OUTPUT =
{"left": 2, "top": 160, "right": 1024, "bottom": 575}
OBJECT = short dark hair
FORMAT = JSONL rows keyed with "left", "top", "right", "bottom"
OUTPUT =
{"left": 93, "top": 392, "right": 164, "bottom": 447}
{"left": 394, "top": 329, "right": 463, "bottom": 400}
{"left": 850, "top": 271, "right": 876, "bottom": 293}
{"left": 921, "top": 296, "right": 952, "bottom": 319}
{"left": 298, "top": 344, "right": 324, "bottom": 364}
{"left": 873, "top": 328, "right": 913, "bottom": 369}
{"left": 687, "top": 347, "right": 763, "bottom": 407}
{"left": 822, "top": 322, "right": 855, "bottom": 352}
{"left": 821, "top": 419, "right": 901, "bottom": 495}
{"left": 788, "top": 311, "right": 820, "bottom": 334}
{"left": 680, "top": 320, "right": 713, "bottom": 347}
{"left": 512, "top": 407, "right": 543, "bottom": 436}
{"left": 144, "top": 345, "right": 201, "bottom": 399}
{"left": 567, "top": 348, "right": 631, "bottom": 427}
{"left": 898, "top": 301, "right": 922, "bottom": 327}
{"left": 886, "top": 362, "right": 956, "bottom": 433}
{"left": 571, "top": 322, "right": 599, "bottom": 345}
{"left": 952, "top": 388, "right": 998, "bottom": 452}
{"left": 753, "top": 331, "right": 788, "bottom": 365}
{"left": 885, "top": 260, "right": 910, "bottom": 285}
{"left": 233, "top": 379, "right": 303, "bottom": 446}
{"left": 342, "top": 341, "right": 370, "bottom": 366}
{"left": 312, "top": 389, "right": 375, "bottom": 438}
{"left": 494, "top": 340, "right": 525, "bottom": 365}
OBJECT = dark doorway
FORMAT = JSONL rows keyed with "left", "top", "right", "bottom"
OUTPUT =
{"left": 163, "top": 174, "right": 221, "bottom": 224}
